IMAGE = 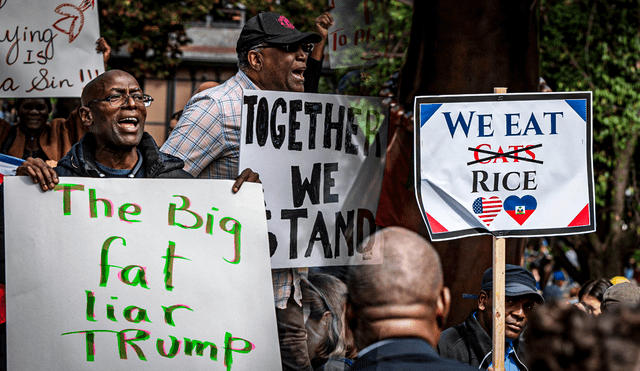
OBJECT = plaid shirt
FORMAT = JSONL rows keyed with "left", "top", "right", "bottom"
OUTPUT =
{"left": 161, "top": 70, "right": 300, "bottom": 309}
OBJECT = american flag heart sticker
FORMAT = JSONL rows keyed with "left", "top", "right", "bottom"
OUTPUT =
{"left": 472, "top": 196, "right": 502, "bottom": 226}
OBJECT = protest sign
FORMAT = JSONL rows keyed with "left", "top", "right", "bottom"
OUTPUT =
{"left": 415, "top": 92, "right": 595, "bottom": 241}
{"left": 0, "top": 0, "right": 104, "bottom": 98}
{"left": 328, "top": 0, "right": 398, "bottom": 69}
{"left": 4, "top": 177, "right": 281, "bottom": 370}
{"left": 239, "top": 90, "right": 388, "bottom": 268}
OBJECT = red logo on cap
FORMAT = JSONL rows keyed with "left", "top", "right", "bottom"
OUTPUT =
{"left": 278, "top": 15, "right": 295, "bottom": 29}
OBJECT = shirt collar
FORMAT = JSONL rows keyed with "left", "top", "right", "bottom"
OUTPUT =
{"left": 237, "top": 70, "right": 259, "bottom": 90}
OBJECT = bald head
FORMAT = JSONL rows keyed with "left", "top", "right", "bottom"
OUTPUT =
{"left": 81, "top": 70, "right": 138, "bottom": 106}
{"left": 193, "top": 81, "right": 220, "bottom": 95}
{"left": 347, "top": 227, "right": 450, "bottom": 348}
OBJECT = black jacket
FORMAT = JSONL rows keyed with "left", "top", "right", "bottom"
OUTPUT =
{"left": 352, "top": 338, "right": 478, "bottom": 371}
{"left": 437, "top": 310, "right": 529, "bottom": 371}
{"left": 55, "top": 132, "right": 192, "bottom": 179}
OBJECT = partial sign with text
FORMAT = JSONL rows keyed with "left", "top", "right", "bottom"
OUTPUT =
{"left": 0, "top": 0, "right": 104, "bottom": 97}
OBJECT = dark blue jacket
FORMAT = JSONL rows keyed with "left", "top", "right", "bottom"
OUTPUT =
{"left": 352, "top": 338, "right": 478, "bottom": 371}
{"left": 55, "top": 132, "right": 192, "bottom": 179}
{"left": 437, "top": 310, "right": 529, "bottom": 370}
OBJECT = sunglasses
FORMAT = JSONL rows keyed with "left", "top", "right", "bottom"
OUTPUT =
{"left": 257, "top": 43, "right": 315, "bottom": 53}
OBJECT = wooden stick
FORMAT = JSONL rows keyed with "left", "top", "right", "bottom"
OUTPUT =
{"left": 492, "top": 86, "right": 507, "bottom": 370}
{"left": 493, "top": 236, "right": 506, "bottom": 370}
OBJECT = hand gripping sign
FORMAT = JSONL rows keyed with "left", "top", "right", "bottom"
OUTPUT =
{"left": 414, "top": 92, "right": 595, "bottom": 241}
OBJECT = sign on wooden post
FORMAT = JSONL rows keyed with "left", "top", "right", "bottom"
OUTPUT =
{"left": 414, "top": 91, "right": 594, "bottom": 369}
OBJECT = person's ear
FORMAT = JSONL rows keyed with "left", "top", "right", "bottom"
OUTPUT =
{"left": 79, "top": 106, "right": 93, "bottom": 128}
{"left": 247, "top": 50, "right": 263, "bottom": 71}
{"left": 478, "top": 291, "right": 488, "bottom": 311}
{"left": 436, "top": 286, "right": 451, "bottom": 330}
{"left": 321, "top": 311, "right": 332, "bottom": 329}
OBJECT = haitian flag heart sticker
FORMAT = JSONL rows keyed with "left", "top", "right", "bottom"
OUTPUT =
{"left": 504, "top": 195, "right": 537, "bottom": 225}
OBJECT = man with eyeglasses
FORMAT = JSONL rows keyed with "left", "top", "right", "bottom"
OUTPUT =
{"left": 17, "top": 69, "right": 192, "bottom": 186}
{"left": 160, "top": 12, "right": 322, "bottom": 371}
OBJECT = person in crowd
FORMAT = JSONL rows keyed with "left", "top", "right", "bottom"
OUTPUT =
{"left": 0, "top": 98, "right": 86, "bottom": 166}
{"left": 577, "top": 278, "right": 612, "bottom": 315}
{"left": 0, "top": 38, "right": 111, "bottom": 166}
{"left": 16, "top": 69, "right": 197, "bottom": 186}
{"left": 543, "top": 270, "right": 567, "bottom": 303}
{"left": 526, "top": 301, "right": 640, "bottom": 371}
{"left": 302, "top": 273, "right": 357, "bottom": 371}
{"left": 346, "top": 227, "right": 477, "bottom": 371}
{"left": 194, "top": 81, "right": 221, "bottom": 95}
{"left": 600, "top": 281, "right": 640, "bottom": 313}
{"left": 161, "top": 12, "right": 320, "bottom": 371}
{"left": 438, "top": 264, "right": 544, "bottom": 370}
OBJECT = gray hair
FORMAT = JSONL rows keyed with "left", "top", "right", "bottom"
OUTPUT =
{"left": 237, "top": 43, "right": 267, "bottom": 71}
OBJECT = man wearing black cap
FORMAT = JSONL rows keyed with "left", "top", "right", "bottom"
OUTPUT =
{"left": 437, "top": 264, "right": 544, "bottom": 370}
{"left": 161, "top": 12, "right": 322, "bottom": 371}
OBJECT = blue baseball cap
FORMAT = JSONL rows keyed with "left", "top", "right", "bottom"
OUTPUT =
{"left": 481, "top": 264, "right": 544, "bottom": 304}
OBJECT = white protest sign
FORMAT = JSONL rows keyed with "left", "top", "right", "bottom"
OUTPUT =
{"left": 239, "top": 90, "right": 388, "bottom": 268}
{"left": 0, "top": 0, "right": 104, "bottom": 98}
{"left": 415, "top": 92, "right": 595, "bottom": 241}
{"left": 4, "top": 177, "right": 281, "bottom": 370}
{"left": 328, "top": 0, "right": 390, "bottom": 69}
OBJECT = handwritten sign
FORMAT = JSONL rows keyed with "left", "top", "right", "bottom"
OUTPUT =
{"left": 415, "top": 92, "right": 596, "bottom": 241}
{"left": 4, "top": 177, "right": 281, "bottom": 370}
{"left": 0, "top": 0, "right": 104, "bottom": 98}
{"left": 328, "top": 0, "right": 392, "bottom": 69}
{"left": 239, "top": 90, "right": 389, "bottom": 268}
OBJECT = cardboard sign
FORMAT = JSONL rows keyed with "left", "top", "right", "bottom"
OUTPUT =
{"left": 328, "top": 0, "right": 392, "bottom": 69}
{"left": 4, "top": 177, "right": 281, "bottom": 370}
{"left": 0, "top": 0, "right": 104, "bottom": 98}
{"left": 415, "top": 92, "right": 595, "bottom": 241}
{"left": 239, "top": 90, "right": 389, "bottom": 268}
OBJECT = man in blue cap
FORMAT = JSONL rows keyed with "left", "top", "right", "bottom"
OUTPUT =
{"left": 437, "top": 264, "right": 544, "bottom": 370}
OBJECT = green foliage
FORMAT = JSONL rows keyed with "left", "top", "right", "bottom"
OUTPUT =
{"left": 540, "top": 0, "right": 640, "bottom": 276}
{"left": 226, "top": 0, "right": 326, "bottom": 31}
{"left": 99, "top": 0, "right": 213, "bottom": 78}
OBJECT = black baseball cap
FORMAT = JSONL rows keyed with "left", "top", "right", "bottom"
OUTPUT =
{"left": 481, "top": 264, "right": 544, "bottom": 304}
{"left": 236, "top": 12, "right": 322, "bottom": 53}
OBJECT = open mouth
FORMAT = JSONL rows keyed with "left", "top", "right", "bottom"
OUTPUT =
{"left": 118, "top": 117, "right": 139, "bottom": 131}
{"left": 292, "top": 67, "right": 306, "bottom": 82}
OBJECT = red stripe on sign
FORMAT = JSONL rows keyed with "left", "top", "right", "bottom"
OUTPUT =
{"left": 568, "top": 204, "right": 590, "bottom": 227}
{"left": 0, "top": 283, "right": 5, "bottom": 324}
{"left": 426, "top": 212, "right": 448, "bottom": 233}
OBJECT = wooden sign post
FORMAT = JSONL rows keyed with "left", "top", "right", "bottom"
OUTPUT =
{"left": 492, "top": 87, "right": 507, "bottom": 371}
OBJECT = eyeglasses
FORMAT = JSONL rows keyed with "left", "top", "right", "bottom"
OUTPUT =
{"left": 256, "top": 43, "right": 314, "bottom": 53}
{"left": 86, "top": 93, "right": 154, "bottom": 108}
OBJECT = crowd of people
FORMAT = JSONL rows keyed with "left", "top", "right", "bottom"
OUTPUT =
{"left": 2, "top": 7, "right": 640, "bottom": 371}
